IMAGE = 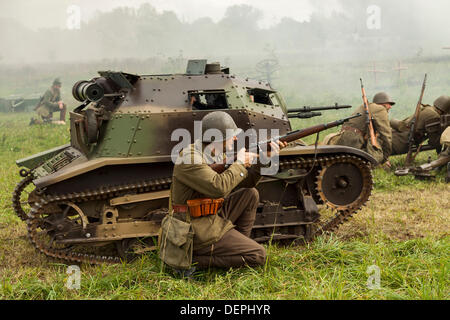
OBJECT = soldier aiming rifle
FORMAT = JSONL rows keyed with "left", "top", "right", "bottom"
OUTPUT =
{"left": 160, "top": 111, "right": 361, "bottom": 277}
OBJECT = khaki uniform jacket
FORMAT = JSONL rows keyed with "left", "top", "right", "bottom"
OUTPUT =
{"left": 440, "top": 127, "right": 450, "bottom": 157}
{"left": 334, "top": 103, "right": 392, "bottom": 163}
{"left": 390, "top": 105, "right": 441, "bottom": 155}
{"left": 36, "top": 88, "right": 61, "bottom": 118}
{"left": 170, "top": 140, "right": 262, "bottom": 249}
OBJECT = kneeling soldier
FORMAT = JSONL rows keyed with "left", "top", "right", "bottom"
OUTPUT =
{"left": 30, "top": 78, "right": 67, "bottom": 125}
{"left": 161, "top": 111, "right": 286, "bottom": 273}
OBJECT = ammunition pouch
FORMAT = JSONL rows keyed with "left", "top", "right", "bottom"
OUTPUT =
{"left": 186, "top": 198, "right": 224, "bottom": 218}
{"left": 158, "top": 214, "right": 194, "bottom": 270}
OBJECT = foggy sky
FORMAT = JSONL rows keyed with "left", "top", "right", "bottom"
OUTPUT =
{"left": 0, "top": 0, "right": 341, "bottom": 30}
{"left": 1, "top": 0, "right": 450, "bottom": 65}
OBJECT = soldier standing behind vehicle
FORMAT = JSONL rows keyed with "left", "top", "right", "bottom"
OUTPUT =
{"left": 324, "top": 92, "right": 394, "bottom": 165}
{"left": 390, "top": 96, "right": 450, "bottom": 155}
{"left": 30, "top": 78, "right": 67, "bottom": 125}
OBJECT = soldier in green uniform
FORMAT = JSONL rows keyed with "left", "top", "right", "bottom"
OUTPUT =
{"left": 161, "top": 111, "right": 286, "bottom": 273}
{"left": 390, "top": 95, "right": 450, "bottom": 155}
{"left": 324, "top": 92, "right": 394, "bottom": 165}
{"left": 30, "top": 78, "right": 67, "bottom": 125}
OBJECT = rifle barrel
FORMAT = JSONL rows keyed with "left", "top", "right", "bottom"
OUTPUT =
{"left": 404, "top": 73, "right": 428, "bottom": 167}
{"left": 209, "top": 113, "right": 361, "bottom": 173}
{"left": 264, "top": 113, "right": 361, "bottom": 145}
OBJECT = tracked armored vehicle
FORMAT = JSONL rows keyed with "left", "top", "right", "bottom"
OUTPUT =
{"left": 13, "top": 60, "right": 376, "bottom": 264}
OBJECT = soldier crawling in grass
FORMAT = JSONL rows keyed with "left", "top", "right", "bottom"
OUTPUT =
{"left": 30, "top": 78, "right": 67, "bottom": 125}
{"left": 324, "top": 92, "right": 394, "bottom": 166}
{"left": 159, "top": 111, "right": 287, "bottom": 277}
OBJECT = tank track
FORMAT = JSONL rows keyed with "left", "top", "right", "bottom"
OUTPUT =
{"left": 12, "top": 175, "right": 34, "bottom": 221}
{"left": 27, "top": 177, "right": 172, "bottom": 264}
{"left": 25, "top": 154, "right": 372, "bottom": 264}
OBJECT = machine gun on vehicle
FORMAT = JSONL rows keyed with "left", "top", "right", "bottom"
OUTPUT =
{"left": 287, "top": 104, "right": 352, "bottom": 119}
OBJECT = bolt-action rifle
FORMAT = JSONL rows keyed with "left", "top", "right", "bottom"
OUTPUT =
{"left": 209, "top": 113, "right": 362, "bottom": 173}
{"left": 360, "top": 78, "right": 380, "bottom": 149}
{"left": 404, "top": 74, "right": 428, "bottom": 167}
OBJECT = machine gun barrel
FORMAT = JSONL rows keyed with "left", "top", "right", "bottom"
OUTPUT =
{"left": 288, "top": 111, "right": 322, "bottom": 119}
{"left": 287, "top": 104, "right": 352, "bottom": 114}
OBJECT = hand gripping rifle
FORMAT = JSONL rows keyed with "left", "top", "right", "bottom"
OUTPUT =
{"left": 404, "top": 74, "right": 428, "bottom": 167}
{"left": 209, "top": 113, "right": 362, "bottom": 173}
{"left": 360, "top": 78, "right": 380, "bottom": 149}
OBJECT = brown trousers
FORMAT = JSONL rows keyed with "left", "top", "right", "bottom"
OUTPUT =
{"left": 192, "top": 188, "right": 266, "bottom": 268}
{"left": 36, "top": 104, "right": 67, "bottom": 123}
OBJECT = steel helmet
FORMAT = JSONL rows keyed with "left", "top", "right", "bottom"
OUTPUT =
{"left": 202, "top": 111, "right": 242, "bottom": 142}
{"left": 433, "top": 95, "right": 450, "bottom": 114}
{"left": 373, "top": 92, "right": 396, "bottom": 106}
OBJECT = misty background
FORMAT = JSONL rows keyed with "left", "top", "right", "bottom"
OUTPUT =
{"left": 1, "top": 0, "right": 449, "bottom": 121}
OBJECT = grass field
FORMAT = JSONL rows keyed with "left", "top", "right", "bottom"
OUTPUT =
{"left": 0, "top": 111, "right": 449, "bottom": 300}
